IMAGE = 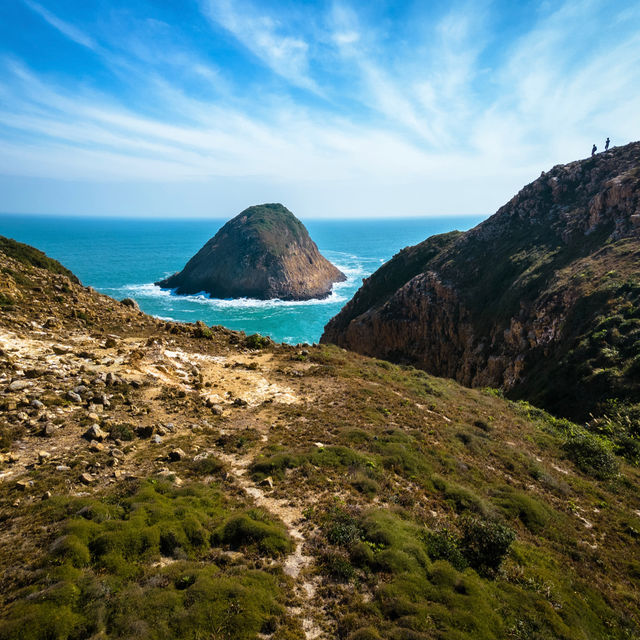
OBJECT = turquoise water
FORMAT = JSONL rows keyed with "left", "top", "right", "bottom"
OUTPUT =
{"left": 0, "top": 214, "right": 484, "bottom": 344}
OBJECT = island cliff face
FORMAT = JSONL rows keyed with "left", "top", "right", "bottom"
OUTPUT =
{"left": 156, "top": 203, "right": 345, "bottom": 300}
{"left": 322, "top": 141, "right": 640, "bottom": 421}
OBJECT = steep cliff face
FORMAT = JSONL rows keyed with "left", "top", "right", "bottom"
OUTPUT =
{"left": 157, "top": 203, "right": 345, "bottom": 300}
{"left": 322, "top": 141, "right": 640, "bottom": 420}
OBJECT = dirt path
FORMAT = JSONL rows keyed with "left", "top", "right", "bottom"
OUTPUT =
{"left": 216, "top": 449, "right": 322, "bottom": 639}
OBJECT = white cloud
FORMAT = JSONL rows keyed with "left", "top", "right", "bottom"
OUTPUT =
{"left": 201, "top": 0, "right": 319, "bottom": 93}
{"left": 22, "top": 0, "right": 97, "bottom": 50}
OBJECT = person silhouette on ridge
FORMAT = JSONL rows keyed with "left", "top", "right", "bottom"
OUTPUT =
{"left": 605, "top": 137, "right": 610, "bottom": 151}
{"left": 591, "top": 144, "right": 597, "bottom": 157}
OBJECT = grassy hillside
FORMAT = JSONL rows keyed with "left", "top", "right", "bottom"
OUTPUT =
{"left": 0, "top": 241, "right": 638, "bottom": 639}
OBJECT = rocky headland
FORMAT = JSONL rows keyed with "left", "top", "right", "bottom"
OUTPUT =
{"left": 322, "top": 141, "right": 640, "bottom": 424}
{"left": 156, "top": 203, "right": 345, "bottom": 300}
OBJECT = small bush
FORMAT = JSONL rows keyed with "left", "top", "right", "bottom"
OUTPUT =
{"left": 459, "top": 516, "right": 515, "bottom": 577}
{"left": 193, "top": 321, "right": 213, "bottom": 339}
{"left": 492, "top": 488, "right": 551, "bottom": 533}
{"left": 191, "top": 456, "right": 225, "bottom": 475}
{"left": 425, "top": 529, "right": 466, "bottom": 570}
{"left": 214, "top": 510, "right": 292, "bottom": 556}
{"left": 564, "top": 433, "right": 618, "bottom": 479}
{"left": 245, "top": 333, "right": 272, "bottom": 349}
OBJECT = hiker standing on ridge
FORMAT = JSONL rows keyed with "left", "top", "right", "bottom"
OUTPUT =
{"left": 605, "top": 137, "right": 610, "bottom": 151}
{"left": 592, "top": 144, "right": 597, "bottom": 156}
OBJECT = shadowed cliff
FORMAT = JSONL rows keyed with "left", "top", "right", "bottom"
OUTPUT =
{"left": 322, "top": 141, "right": 640, "bottom": 423}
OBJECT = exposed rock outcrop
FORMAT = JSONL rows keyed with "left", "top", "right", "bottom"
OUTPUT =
{"left": 322, "top": 141, "right": 640, "bottom": 420}
{"left": 156, "top": 203, "right": 345, "bottom": 300}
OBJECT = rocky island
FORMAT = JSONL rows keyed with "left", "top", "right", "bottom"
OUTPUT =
{"left": 322, "top": 141, "right": 640, "bottom": 424}
{"left": 156, "top": 203, "right": 345, "bottom": 300}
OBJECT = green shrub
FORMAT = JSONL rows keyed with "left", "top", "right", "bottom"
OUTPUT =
{"left": 245, "top": 333, "right": 272, "bottom": 349}
{"left": 190, "top": 455, "right": 225, "bottom": 475}
{"left": 347, "top": 626, "right": 383, "bottom": 639}
{"left": 459, "top": 516, "right": 515, "bottom": 577}
{"left": 425, "top": 529, "right": 466, "bottom": 570}
{"left": 193, "top": 320, "right": 213, "bottom": 339}
{"left": 250, "top": 451, "right": 301, "bottom": 479}
{"left": 492, "top": 488, "right": 551, "bottom": 533}
{"left": 214, "top": 510, "right": 292, "bottom": 556}
{"left": 563, "top": 432, "right": 618, "bottom": 479}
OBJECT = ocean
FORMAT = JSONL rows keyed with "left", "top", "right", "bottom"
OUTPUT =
{"left": 0, "top": 214, "right": 485, "bottom": 344}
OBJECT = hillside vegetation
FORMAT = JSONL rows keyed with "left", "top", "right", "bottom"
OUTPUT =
{"left": 0, "top": 240, "right": 638, "bottom": 639}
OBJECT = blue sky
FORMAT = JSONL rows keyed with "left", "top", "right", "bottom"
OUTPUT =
{"left": 0, "top": 0, "right": 639, "bottom": 218}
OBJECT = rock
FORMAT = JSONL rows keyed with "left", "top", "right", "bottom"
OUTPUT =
{"left": 16, "top": 479, "right": 33, "bottom": 491}
{"left": 8, "top": 380, "right": 30, "bottom": 392}
{"left": 39, "top": 423, "right": 56, "bottom": 438}
{"left": 104, "top": 336, "right": 117, "bottom": 349}
{"left": 155, "top": 203, "right": 346, "bottom": 301}
{"left": 152, "top": 434, "right": 162, "bottom": 444}
{"left": 42, "top": 491, "right": 52, "bottom": 500}
{"left": 168, "top": 448, "right": 186, "bottom": 462}
{"left": 259, "top": 476, "right": 274, "bottom": 489}
{"left": 52, "top": 345, "right": 70, "bottom": 355}
{"left": 84, "top": 424, "right": 108, "bottom": 442}
{"left": 79, "top": 472, "right": 94, "bottom": 484}
{"left": 89, "top": 442, "right": 105, "bottom": 452}
{"left": 121, "top": 297, "right": 139, "bottom": 310}
{"left": 30, "top": 399, "right": 44, "bottom": 410}
{"left": 37, "top": 450, "right": 51, "bottom": 463}
{"left": 233, "top": 398, "right": 248, "bottom": 407}
{"left": 66, "top": 390, "right": 82, "bottom": 404}
{"left": 110, "top": 448, "right": 124, "bottom": 458}
{"left": 87, "top": 412, "right": 100, "bottom": 422}
{"left": 56, "top": 465, "right": 71, "bottom": 471}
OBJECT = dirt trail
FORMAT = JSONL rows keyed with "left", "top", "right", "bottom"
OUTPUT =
{"left": 216, "top": 449, "right": 322, "bottom": 639}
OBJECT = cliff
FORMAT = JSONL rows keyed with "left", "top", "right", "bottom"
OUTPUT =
{"left": 156, "top": 203, "right": 345, "bottom": 300}
{"left": 0, "top": 239, "right": 639, "bottom": 639}
{"left": 322, "top": 141, "right": 640, "bottom": 422}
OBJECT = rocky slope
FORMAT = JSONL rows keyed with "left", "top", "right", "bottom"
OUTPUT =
{"left": 322, "top": 142, "right": 640, "bottom": 424}
{"left": 156, "top": 203, "right": 345, "bottom": 300}
{"left": 1, "top": 238, "right": 639, "bottom": 640}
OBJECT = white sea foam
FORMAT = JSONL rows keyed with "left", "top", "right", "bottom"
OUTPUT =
{"left": 114, "top": 259, "right": 367, "bottom": 310}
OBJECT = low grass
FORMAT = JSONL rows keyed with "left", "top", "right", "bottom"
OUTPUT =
{"left": 0, "top": 480, "right": 298, "bottom": 640}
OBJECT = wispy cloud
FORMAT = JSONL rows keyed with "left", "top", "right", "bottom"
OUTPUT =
{"left": 22, "top": 0, "right": 97, "bottom": 50}
{"left": 201, "top": 0, "right": 319, "bottom": 93}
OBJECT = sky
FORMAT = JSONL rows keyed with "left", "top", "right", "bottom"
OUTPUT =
{"left": 0, "top": 0, "right": 639, "bottom": 219}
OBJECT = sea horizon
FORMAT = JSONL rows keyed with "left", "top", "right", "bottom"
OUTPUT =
{"left": 0, "top": 213, "right": 486, "bottom": 344}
